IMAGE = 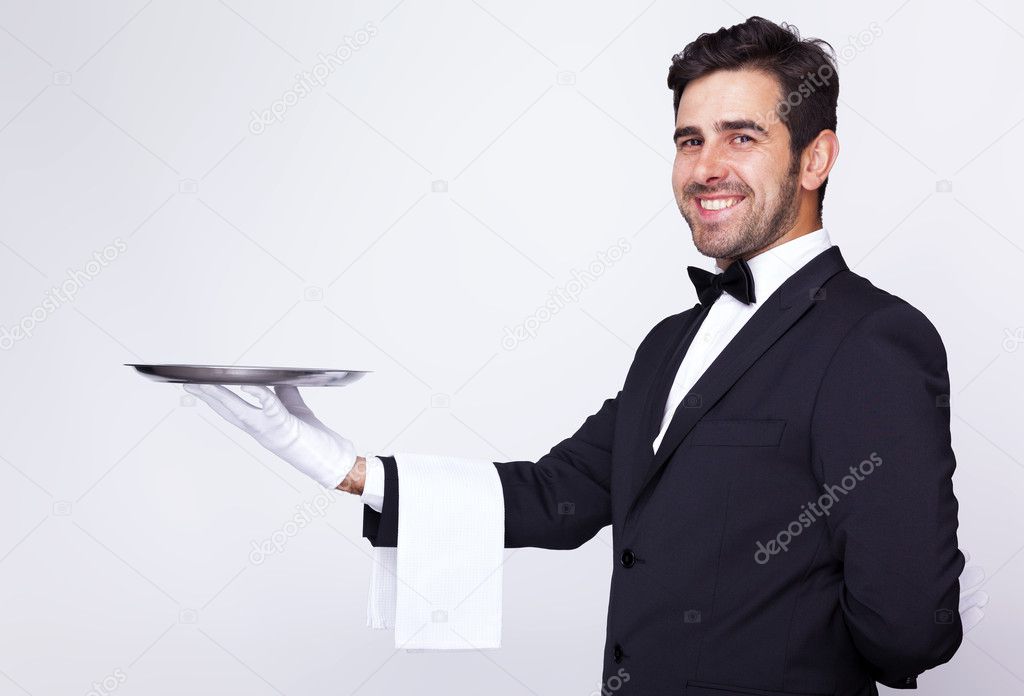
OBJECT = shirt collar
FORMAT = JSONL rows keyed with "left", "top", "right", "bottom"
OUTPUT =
{"left": 712, "top": 227, "right": 833, "bottom": 306}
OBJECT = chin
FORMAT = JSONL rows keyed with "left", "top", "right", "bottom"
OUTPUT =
{"left": 692, "top": 227, "right": 735, "bottom": 259}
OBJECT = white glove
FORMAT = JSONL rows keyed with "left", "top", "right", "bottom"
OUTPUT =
{"left": 959, "top": 549, "right": 989, "bottom": 633}
{"left": 182, "top": 383, "right": 357, "bottom": 489}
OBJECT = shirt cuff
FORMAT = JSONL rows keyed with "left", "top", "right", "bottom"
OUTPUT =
{"left": 360, "top": 455, "right": 385, "bottom": 512}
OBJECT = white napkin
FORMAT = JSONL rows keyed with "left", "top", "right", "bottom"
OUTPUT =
{"left": 366, "top": 452, "right": 504, "bottom": 650}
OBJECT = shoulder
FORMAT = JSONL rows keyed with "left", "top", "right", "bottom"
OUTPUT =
{"left": 830, "top": 268, "right": 946, "bottom": 352}
{"left": 819, "top": 270, "right": 950, "bottom": 381}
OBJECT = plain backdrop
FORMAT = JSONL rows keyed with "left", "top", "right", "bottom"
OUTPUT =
{"left": 1, "top": 0, "right": 1022, "bottom": 694}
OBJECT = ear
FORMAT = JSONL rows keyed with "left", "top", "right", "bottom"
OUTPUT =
{"left": 800, "top": 129, "right": 839, "bottom": 194}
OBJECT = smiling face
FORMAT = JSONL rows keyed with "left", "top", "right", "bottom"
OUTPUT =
{"left": 672, "top": 68, "right": 805, "bottom": 263}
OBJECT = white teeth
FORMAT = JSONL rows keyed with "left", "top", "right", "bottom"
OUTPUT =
{"left": 699, "top": 197, "right": 742, "bottom": 211}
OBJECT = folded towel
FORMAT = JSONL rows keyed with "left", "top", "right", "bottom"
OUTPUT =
{"left": 366, "top": 452, "right": 504, "bottom": 650}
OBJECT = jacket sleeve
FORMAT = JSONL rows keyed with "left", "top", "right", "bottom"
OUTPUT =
{"left": 492, "top": 391, "right": 618, "bottom": 549}
{"left": 360, "top": 392, "right": 618, "bottom": 550}
{"left": 810, "top": 301, "right": 965, "bottom": 686}
{"left": 362, "top": 452, "right": 400, "bottom": 547}
{"left": 360, "top": 312, "right": 682, "bottom": 550}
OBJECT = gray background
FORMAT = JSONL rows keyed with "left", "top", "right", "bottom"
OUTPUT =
{"left": 1, "top": 0, "right": 1022, "bottom": 694}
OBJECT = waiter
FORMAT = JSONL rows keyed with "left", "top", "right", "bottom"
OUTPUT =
{"left": 187, "top": 16, "right": 970, "bottom": 695}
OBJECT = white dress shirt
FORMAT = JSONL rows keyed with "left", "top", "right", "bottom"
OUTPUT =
{"left": 361, "top": 227, "right": 835, "bottom": 511}
{"left": 652, "top": 227, "right": 833, "bottom": 451}
{"left": 361, "top": 450, "right": 385, "bottom": 512}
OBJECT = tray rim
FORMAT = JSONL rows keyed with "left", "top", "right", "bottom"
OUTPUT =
{"left": 125, "top": 363, "right": 373, "bottom": 373}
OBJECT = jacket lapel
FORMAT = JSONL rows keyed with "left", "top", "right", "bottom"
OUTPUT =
{"left": 623, "top": 245, "right": 849, "bottom": 525}
{"left": 640, "top": 302, "right": 709, "bottom": 453}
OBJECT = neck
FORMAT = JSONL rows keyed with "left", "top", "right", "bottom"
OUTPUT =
{"left": 715, "top": 212, "right": 823, "bottom": 271}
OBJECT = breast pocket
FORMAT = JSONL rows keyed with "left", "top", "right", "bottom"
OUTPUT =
{"left": 688, "top": 418, "right": 786, "bottom": 447}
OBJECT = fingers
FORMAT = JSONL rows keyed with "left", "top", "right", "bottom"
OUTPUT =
{"left": 183, "top": 382, "right": 290, "bottom": 427}
{"left": 960, "top": 589, "right": 989, "bottom": 610}
{"left": 183, "top": 384, "right": 247, "bottom": 429}
{"left": 274, "top": 385, "right": 314, "bottom": 418}
{"left": 190, "top": 384, "right": 258, "bottom": 417}
{"left": 958, "top": 557, "right": 989, "bottom": 631}
{"left": 240, "top": 384, "right": 276, "bottom": 407}
{"left": 960, "top": 564, "right": 985, "bottom": 590}
{"left": 243, "top": 385, "right": 291, "bottom": 422}
{"left": 961, "top": 606, "right": 985, "bottom": 633}
{"left": 274, "top": 384, "right": 304, "bottom": 409}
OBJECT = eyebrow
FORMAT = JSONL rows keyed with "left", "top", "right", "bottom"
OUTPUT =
{"left": 673, "top": 119, "right": 768, "bottom": 143}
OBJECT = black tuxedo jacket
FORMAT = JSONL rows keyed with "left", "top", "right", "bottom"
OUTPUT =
{"left": 362, "top": 245, "right": 964, "bottom": 695}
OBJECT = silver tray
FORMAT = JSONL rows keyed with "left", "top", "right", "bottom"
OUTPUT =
{"left": 126, "top": 363, "right": 370, "bottom": 387}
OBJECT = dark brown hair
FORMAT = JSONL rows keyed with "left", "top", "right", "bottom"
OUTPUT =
{"left": 667, "top": 16, "right": 839, "bottom": 215}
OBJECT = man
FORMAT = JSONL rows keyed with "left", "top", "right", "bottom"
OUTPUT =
{"left": 187, "top": 16, "right": 968, "bottom": 695}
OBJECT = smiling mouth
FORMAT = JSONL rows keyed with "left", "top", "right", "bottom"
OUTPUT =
{"left": 697, "top": 196, "right": 745, "bottom": 211}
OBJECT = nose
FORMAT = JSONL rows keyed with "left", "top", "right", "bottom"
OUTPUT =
{"left": 690, "top": 140, "right": 728, "bottom": 185}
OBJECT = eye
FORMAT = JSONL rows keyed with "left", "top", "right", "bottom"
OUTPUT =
{"left": 733, "top": 134, "right": 755, "bottom": 144}
{"left": 677, "top": 138, "right": 701, "bottom": 150}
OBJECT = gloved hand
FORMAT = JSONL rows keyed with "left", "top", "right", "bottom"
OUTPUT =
{"left": 959, "top": 549, "right": 989, "bottom": 632}
{"left": 182, "top": 383, "right": 357, "bottom": 489}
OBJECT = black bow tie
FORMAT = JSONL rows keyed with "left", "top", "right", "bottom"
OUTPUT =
{"left": 687, "top": 258, "right": 756, "bottom": 307}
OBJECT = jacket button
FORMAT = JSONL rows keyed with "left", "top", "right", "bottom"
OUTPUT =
{"left": 613, "top": 643, "right": 624, "bottom": 663}
{"left": 620, "top": 549, "right": 636, "bottom": 568}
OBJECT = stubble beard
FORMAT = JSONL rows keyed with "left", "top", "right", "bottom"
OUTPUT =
{"left": 680, "top": 157, "right": 802, "bottom": 263}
